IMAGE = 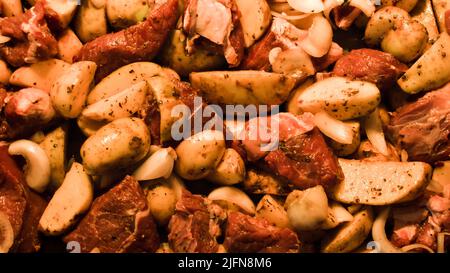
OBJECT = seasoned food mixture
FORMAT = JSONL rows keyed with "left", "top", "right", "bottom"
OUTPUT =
{"left": 0, "top": 0, "right": 449, "bottom": 253}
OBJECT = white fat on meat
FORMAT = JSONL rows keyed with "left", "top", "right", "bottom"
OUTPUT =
{"left": 242, "top": 112, "right": 315, "bottom": 161}
{"left": 185, "top": 0, "right": 232, "bottom": 46}
{"left": 271, "top": 17, "right": 308, "bottom": 49}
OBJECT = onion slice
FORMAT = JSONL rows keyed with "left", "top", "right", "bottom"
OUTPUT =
{"left": 314, "top": 111, "right": 354, "bottom": 144}
{"left": 287, "top": 0, "right": 325, "bottom": 13}
{"left": 268, "top": 47, "right": 283, "bottom": 65}
{"left": 133, "top": 147, "right": 177, "bottom": 181}
{"left": 0, "top": 35, "right": 11, "bottom": 44}
{"left": 349, "top": 0, "right": 376, "bottom": 17}
{"left": 208, "top": 186, "right": 256, "bottom": 215}
{"left": 301, "top": 16, "right": 333, "bottom": 58}
{"left": 0, "top": 212, "right": 14, "bottom": 253}
{"left": 323, "top": 0, "right": 345, "bottom": 20}
{"left": 322, "top": 201, "right": 354, "bottom": 229}
{"left": 364, "top": 109, "right": 389, "bottom": 156}
{"left": 372, "top": 207, "right": 403, "bottom": 253}
{"left": 401, "top": 244, "right": 435, "bottom": 253}
{"left": 271, "top": 10, "right": 313, "bottom": 21}
{"left": 330, "top": 202, "right": 354, "bottom": 223}
{"left": 8, "top": 140, "right": 51, "bottom": 193}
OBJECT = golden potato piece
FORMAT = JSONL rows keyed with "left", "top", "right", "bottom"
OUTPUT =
{"left": 190, "top": 71, "right": 297, "bottom": 105}
{"left": 330, "top": 159, "right": 432, "bottom": 205}
{"left": 321, "top": 207, "right": 374, "bottom": 253}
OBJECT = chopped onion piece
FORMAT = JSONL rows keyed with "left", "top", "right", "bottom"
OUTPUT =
{"left": 8, "top": 140, "right": 51, "bottom": 193}
{"left": 301, "top": 16, "right": 333, "bottom": 57}
{"left": 372, "top": 207, "right": 402, "bottom": 253}
{"left": 271, "top": 10, "right": 313, "bottom": 21}
{"left": 314, "top": 111, "right": 354, "bottom": 144}
{"left": 0, "top": 212, "right": 14, "bottom": 253}
{"left": 401, "top": 244, "right": 435, "bottom": 253}
{"left": 323, "top": 0, "right": 345, "bottom": 20}
{"left": 133, "top": 147, "right": 177, "bottom": 181}
{"left": 270, "top": 2, "right": 298, "bottom": 14}
{"left": 364, "top": 109, "right": 389, "bottom": 156}
{"left": 288, "top": 0, "right": 325, "bottom": 13}
{"left": 349, "top": 0, "right": 376, "bottom": 17}
{"left": 268, "top": 47, "right": 283, "bottom": 65}
{"left": 330, "top": 202, "right": 354, "bottom": 223}
{"left": 208, "top": 187, "right": 256, "bottom": 215}
{"left": 0, "top": 35, "right": 11, "bottom": 44}
{"left": 400, "top": 149, "right": 408, "bottom": 162}
{"left": 437, "top": 232, "right": 450, "bottom": 253}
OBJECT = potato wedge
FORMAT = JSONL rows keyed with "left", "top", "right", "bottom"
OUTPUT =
{"left": 287, "top": 186, "right": 329, "bottom": 231}
{"left": 330, "top": 159, "right": 432, "bottom": 205}
{"left": 147, "top": 76, "right": 187, "bottom": 142}
{"left": 290, "top": 77, "right": 381, "bottom": 120}
{"left": 0, "top": 60, "right": 11, "bottom": 85}
{"left": 320, "top": 207, "right": 374, "bottom": 253}
{"left": 50, "top": 61, "right": 97, "bottom": 118}
{"left": 39, "top": 162, "right": 93, "bottom": 235}
{"left": 256, "top": 195, "right": 290, "bottom": 228}
{"left": 159, "top": 29, "right": 226, "bottom": 77}
{"left": 235, "top": 0, "right": 272, "bottom": 47}
{"left": 39, "top": 126, "right": 68, "bottom": 190}
{"left": 411, "top": 0, "right": 440, "bottom": 43}
{"left": 190, "top": 71, "right": 297, "bottom": 105}
{"left": 398, "top": 32, "right": 450, "bottom": 94}
{"left": 9, "top": 59, "right": 71, "bottom": 92}
{"left": 81, "top": 81, "right": 148, "bottom": 123}
{"left": 57, "top": 29, "right": 83, "bottom": 63}
{"left": 74, "top": 0, "right": 108, "bottom": 43}
{"left": 432, "top": 0, "right": 450, "bottom": 33}
{"left": 287, "top": 79, "right": 314, "bottom": 114}
{"left": 87, "top": 62, "right": 171, "bottom": 104}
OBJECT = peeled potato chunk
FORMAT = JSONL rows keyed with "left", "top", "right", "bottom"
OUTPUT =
{"left": 330, "top": 159, "right": 432, "bottom": 205}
